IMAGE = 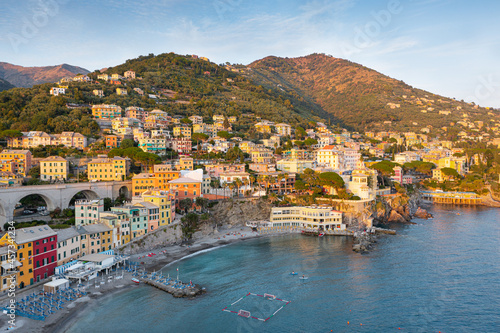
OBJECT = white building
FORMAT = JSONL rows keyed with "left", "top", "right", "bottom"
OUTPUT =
{"left": 50, "top": 87, "right": 66, "bottom": 96}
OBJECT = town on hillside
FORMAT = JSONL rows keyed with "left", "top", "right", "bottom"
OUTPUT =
{"left": 0, "top": 64, "right": 500, "bottom": 294}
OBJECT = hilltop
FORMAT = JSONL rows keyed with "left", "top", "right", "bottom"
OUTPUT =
{"left": 0, "top": 62, "right": 89, "bottom": 88}
{"left": 247, "top": 53, "right": 497, "bottom": 132}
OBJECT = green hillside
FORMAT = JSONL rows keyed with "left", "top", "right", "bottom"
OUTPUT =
{"left": 248, "top": 53, "right": 499, "bottom": 133}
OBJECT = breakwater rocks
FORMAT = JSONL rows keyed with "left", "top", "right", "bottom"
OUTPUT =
{"left": 352, "top": 231, "right": 377, "bottom": 253}
{"left": 352, "top": 228, "right": 396, "bottom": 253}
{"left": 140, "top": 278, "right": 206, "bottom": 298}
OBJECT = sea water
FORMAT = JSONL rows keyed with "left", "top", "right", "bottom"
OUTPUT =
{"left": 66, "top": 205, "right": 500, "bottom": 332}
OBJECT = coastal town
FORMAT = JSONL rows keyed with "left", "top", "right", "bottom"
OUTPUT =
{"left": 0, "top": 60, "right": 499, "bottom": 330}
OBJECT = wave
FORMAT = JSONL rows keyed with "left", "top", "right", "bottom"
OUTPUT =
{"left": 161, "top": 244, "right": 230, "bottom": 269}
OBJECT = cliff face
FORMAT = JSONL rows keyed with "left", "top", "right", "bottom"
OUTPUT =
{"left": 210, "top": 199, "right": 272, "bottom": 228}
{"left": 372, "top": 193, "right": 421, "bottom": 225}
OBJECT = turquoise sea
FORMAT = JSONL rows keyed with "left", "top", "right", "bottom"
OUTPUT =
{"left": 66, "top": 205, "right": 500, "bottom": 332}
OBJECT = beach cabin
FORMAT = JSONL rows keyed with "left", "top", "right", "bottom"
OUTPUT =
{"left": 43, "top": 278, "right": 69, "bottom": 294}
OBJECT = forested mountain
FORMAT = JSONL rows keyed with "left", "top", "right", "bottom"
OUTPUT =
{"left": 0, "top": 62, "right": 89, "bottom": 88}
{"left": 247, "top": 53, "right": 498, "bottom": 132}
{"left": 0, "top": 52, "right": 497, "bottom": 138}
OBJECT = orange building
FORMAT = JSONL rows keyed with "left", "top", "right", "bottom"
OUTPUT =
{"left": 105, "top": 135, "right": 120, "bottom": 148}
{"left": 168, "top": 177, "right": 202, "bottom": 208}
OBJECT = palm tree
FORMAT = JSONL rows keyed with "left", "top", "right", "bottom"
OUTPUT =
{"left": 242, "top": 178, "right": 250, "bottom": 197}
{"left": 228, "top": 182, "right": 235, "bottom": 198}
{"left": 234, "top": 178, "right": 243, "bottom": 197}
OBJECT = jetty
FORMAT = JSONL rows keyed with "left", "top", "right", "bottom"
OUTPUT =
{"left": 134, "top": 271, "right": 205, "bottom": 298}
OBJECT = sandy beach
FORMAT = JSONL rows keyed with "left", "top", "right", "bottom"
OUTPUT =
{"left": 0, "top": 226, "right": 269, "bottom": 333}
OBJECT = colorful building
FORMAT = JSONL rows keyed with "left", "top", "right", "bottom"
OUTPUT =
{"left": 92, "top": 104, "right": 122, "bottom": 120}
{"left": 75, "top": 199, "right": 104, "bottom": 226}
{"left": 87, "top": 155, "right": 131, "bottom": 181}
{"left": 40, "top": 156, "right": 69, "bottom": 182}
{"left": 0, "top": 150, "right": 32, "bottom": 176}
{"left": 270, "top": 206, "right": 345, "bottom": 231}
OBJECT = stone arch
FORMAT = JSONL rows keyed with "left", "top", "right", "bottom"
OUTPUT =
{"left": 12, "top": 193, "right": 57, "bottom": 212}
{"left": 118, "top": 186, "right": 130, "bottom": 199}
{"left": 67, "top": 189, "right": 100, "bottom": 207}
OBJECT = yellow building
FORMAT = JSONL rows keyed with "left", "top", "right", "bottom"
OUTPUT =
{"left": 178, "top": 157, "right": 194, "bottom": 170}
{"left": 255, "top": 122, "right": 272, "bottom": 134}
{"left": 40, "top": 156, "right": 69, "bottom": 182}
{"left": 173, "top": 126, "right": 192, "bottom": 138}
{"left": 250, "top": 148, "right": 273, "bottom": 164}
{"left": 316, "top": 145, "right": 341, "bottom": 169}
{"left": 91, "top": 104, "right": 122, "bottom": 120}
{"left": 276, "top": 159, "right": 315, "bottom": 173}
{"left": 0, "top": 150, "right": 32, "bottom": 176}
{"left": 140, "top": 189, "right": 172, "bottom": 227}
{"left": 87, "top": 155, "right": 131, "bottom": 181}
{"left": 132, "top": 173, "right": 157, "bottom": 197}
{"left": 116, "top": 87, "right": 128, "bottom": 96}
{"left": 437, "top": 156, "right": 468, "bottom": 176}
{"left": 153, "top": 164, "right": 180, "bottom": 191}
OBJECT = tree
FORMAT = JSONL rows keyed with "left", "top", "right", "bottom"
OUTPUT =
{"left": 223, "top": 116, "right": 230, "bottom": 129}
{"left": 303, "top": 138, "right": 318, "bottom": 147}
{"left": 294, "top": 179, "right": 308, "bottom": 193}
{"left": 120, "top": 139, "right": 136, "bottom": 149}
{"left": 441, "top": 167, "right": 460, "bottom": 179}
{"left": 181, "top": 213, "right": 199, "bottom": 240}
{"left": 103, "top": 197, "right": 113, "bottom": 210}
{"left": 179, "top": 198, "right": 193, "bottom": 213}
{"left": 0, "top": 129, "right": 22, "bottom": 139}
{"left": 217, "top": 131, "right": 232, "bottom": 139}
{"left": 319, "top": 172, "right": 345, "bottom": 193}
{"left": 29, "top": 165, "right": 40, "bottom": 179}
{"left": 234, "top": 178, "right": 243, "bottom": 197}
{"left": 195, "top": 197, "right": 209, "bottom": 212}
{"left": 225, "top": 147, "right": 244, "bottom": 162}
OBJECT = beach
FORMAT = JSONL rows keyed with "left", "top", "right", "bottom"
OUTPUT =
{"left": 0, "top": 226, "right": 264, "bottom": 333}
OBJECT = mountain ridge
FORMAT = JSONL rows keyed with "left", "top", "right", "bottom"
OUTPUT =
{"left": 0, "top": 62, "right": 90, "bottom": 88}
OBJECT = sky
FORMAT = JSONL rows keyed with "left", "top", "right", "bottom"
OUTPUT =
{"left": 1, "top": 0, "right": 499, "bottom": 107}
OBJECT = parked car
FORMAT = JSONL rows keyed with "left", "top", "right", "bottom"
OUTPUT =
{"left": 22, "top": 210, "right": 34, "bottom": 215}
{"left": 39, "top": 211, "right": 49, "bottom": 216}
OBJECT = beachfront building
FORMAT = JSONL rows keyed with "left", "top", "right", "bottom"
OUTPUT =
{"left": 87, "top": 155, "right": 131, "bottom": 181}
{"left": 78, "top": 224, "right": 114, "bottom": 255}
{"left": 0, "top": 225, "right": 58, "bottom": 287}
{"left": 40, "top": 156, "right": 69, "bottom": 182}
{"left": 269, "top": 206, "right": 345, "bottom": 231}
{"left": 75, "top": 199, "right": 104, "bottom": 227}
{"left": 139, "top": 189, "right": 173, "bottom": 227}
{"left": 0, "top": 246, "right": 21, "bottom": 292}
{"left": 99, "top": 211, "right": 130, "bottom": 246}
{"left": 56, "top": 227, "right": 81, "bottom": 266}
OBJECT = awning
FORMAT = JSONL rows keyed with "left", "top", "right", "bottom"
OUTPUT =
{"left": 1, "top": 261, "right": 21, "bottom": 270}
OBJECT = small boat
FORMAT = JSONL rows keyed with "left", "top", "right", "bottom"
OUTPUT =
{"left": 290, "top": 272, "right": 298, "bottom": 275}
{"left": 299, "top": 276, "right": 308, "bottom": 280}
{"left": 318, "top": 233, "right": 325, "bottom": 237}
{"left": 132, "top": 278, "right": 140, "bottom": 284}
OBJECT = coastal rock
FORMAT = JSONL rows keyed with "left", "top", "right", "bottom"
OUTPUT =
{"left": 414, "top": 207, "right": 433, "bottom": 219}
{"left": 387, "top": 209, "right": 408, "bottom": 223}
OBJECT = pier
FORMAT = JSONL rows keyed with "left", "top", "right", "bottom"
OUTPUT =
{"left": 134, "top": 270, "right": 205, "bottom": 298}
{"left": 421, "top": 191, "right": 482, "bottom": 205}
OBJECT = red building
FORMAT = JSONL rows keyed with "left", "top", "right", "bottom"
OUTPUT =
{"left": 32, "top": 227, "right": 58, "bottom": 283}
